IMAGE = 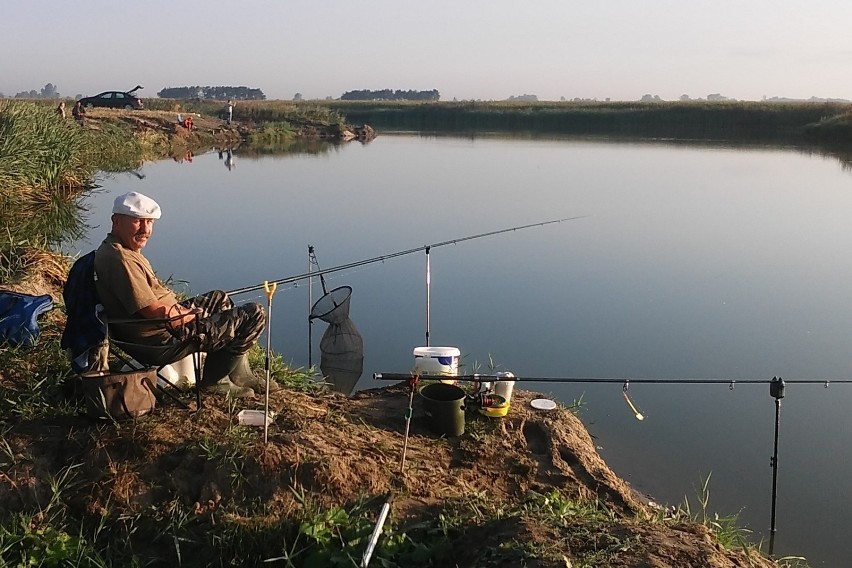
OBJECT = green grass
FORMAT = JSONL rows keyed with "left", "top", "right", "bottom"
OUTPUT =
{"left": 672, "top": 473, "right": 809, "bottom": 565}
{"left": 0, "top": 320, "right": 79, "bottom": 421}
{"left": 143, "top": 98, "right": 346, "bottom": 129}
{"left": 0, "top": 101, "right": 92, "bottom": 276}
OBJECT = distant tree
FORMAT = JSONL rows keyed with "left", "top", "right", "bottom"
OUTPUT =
{"left": 40, "top": 83, "right": 59, "bottom": 98}
{"left": 640, "top": 94, "right": 663, "bottom": 102}
{"left": 10, "top": 84, "right": 60, "bottom": 99}
{"left": 293, "top": 93, "right": 303, "bottom": 101}
{"left": 680, "top": 94, "right": 691, "bottom": 101}
{"left": 157, "top": 85, "right": 266, "bottom": 100}
{"left": 506, "top": 94, "right": 538, "bottom": 101}
{"left": 340, "top": 89, "right": 440, "bottom": 101}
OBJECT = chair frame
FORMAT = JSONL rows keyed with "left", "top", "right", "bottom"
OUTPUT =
{"left": 103, "top": 312, "right": 206, "bottom": 410}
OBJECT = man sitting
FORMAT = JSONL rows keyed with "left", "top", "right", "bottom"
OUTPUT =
{"left": 94, "top": 191, "right": 267, "bottom": 397}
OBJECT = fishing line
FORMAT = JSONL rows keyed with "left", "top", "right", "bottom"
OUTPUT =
{"left": 226, "top": 216, "right": 587, "bottom": 297}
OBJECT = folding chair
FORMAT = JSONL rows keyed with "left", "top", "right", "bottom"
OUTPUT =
{"left": 103, "top": 314, "right": 205, "bottom": 410}
{"left": 62, "top": 251, "right": 207, "bottom": 411}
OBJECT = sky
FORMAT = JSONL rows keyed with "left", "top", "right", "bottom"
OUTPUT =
{"left": 5, "top": 0, "right": 852, "bottom": 102}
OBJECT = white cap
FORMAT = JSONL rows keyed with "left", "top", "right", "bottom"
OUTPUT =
{"left": 112, "top": 192, "right": 161, "bottom": 219}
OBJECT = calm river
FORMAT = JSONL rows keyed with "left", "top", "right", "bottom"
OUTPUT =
{"left": 70, "top": 134, "right": 852, "bottom": 566}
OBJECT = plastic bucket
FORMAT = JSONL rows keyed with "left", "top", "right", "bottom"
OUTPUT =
{"left": 413, "top": 346, "right": 460, "bottom": 383}
{"left": 494, "top": 371, "right": 516, "bottom": 403}
{"left": 420, "top": 382, "right": 466, "bottom": 437}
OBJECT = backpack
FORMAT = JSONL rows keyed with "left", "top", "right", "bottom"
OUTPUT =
{"left": 61, "top": 251, "right": 108, "bottom": 373}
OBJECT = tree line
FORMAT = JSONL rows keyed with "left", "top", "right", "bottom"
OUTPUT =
{"left": 5, "top": 83, "right": 65, "bottom": 99}
{"left": 340, "top": 89, "right": 440, "bottom": 101}
{"left": 157, "top": 86, "right": 266, "bottom": 100}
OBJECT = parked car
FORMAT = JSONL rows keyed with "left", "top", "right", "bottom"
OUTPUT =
{"left": 78, "top": 89, "right": 143, "bottom": 110}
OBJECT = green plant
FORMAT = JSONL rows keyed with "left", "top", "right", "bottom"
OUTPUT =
{"left": 246, "top": 345, "right": 320, "bottom": 393}
{"left": 0, "top": 325, "right": 80, "bottom": 421}
{"left": 679, "top": 473, "right": 758, "bottom": 552}
{"left": 0, "top": 512, "right": 108, "bottom": 567}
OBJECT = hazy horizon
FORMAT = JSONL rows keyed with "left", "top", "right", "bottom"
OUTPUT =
{"left": 6, "top": 0, "right": 852, "bottom": 103}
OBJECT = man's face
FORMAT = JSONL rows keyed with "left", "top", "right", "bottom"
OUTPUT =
{"left": 111, "top": 214, "right": 154, "bottom": 252}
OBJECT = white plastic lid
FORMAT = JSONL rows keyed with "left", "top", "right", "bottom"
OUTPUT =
{"left": 530, "top": 398, "right": 557, "bottom": 410}
{"left": 413, "top": 346, "right": 460, "bottom": 357}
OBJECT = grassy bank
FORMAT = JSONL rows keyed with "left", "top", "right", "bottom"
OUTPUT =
{"left": 143, "top": 97, "right": 347, "bottom": 131}
{"left": 327, "top": 99, "right": 852, "bottom": 142}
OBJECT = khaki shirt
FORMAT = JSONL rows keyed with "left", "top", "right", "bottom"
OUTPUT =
{"left": 94, "top": 234, "right": 178, "bottom": 344}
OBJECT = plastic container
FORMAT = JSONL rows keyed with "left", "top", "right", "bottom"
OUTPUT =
{"left": 413, "top": 346, "right": 460, "bottom": 384}
{"left": 237, "top": 409, "right": 275, "bottom": 426}
{"left": 494, "top": 371, "right": 516, "bottom": 403}
{"left": 419, "top": 382, "right": 466, "bottom": 437}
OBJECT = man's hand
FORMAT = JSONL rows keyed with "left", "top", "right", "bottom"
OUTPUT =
{"left": 138, "top": 300, "right": 198, "bottom": 326}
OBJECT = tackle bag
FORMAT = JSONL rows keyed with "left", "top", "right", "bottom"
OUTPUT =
{"left": 81, "top": 369, "right": 157, "bottom": 420}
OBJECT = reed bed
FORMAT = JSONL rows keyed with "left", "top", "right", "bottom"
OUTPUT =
{"left": 327, "top": 100, "right": 852, "bottom": 141}
{"left": 0, "top": 101, "right": 94, "bottom": 280}
{"left": 144, "top": 98, "right": 346, "bottom": 128}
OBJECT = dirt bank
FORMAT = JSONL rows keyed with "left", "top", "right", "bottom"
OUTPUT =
{"left": 79, "top": 107, "right": 376, "bottom": 160}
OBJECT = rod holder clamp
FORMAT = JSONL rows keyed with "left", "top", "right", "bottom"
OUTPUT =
{"left": 407, "top": 374, "right": 420, "bottom": 390}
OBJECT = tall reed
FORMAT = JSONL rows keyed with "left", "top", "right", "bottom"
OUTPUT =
{"left": 0, "top": 101, "right": 95, "bottom": 280}
{"left": 328, "top": 100, "right": 852, "bottom": 142}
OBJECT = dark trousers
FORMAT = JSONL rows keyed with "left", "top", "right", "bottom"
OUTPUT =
{"left": 173, "top": 290, "right": 265, "bottom": 356}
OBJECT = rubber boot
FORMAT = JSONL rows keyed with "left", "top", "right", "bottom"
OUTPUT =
{"left": 228, "top": 353, "right": 281, "bottom": 393}
{"left": 200, "top": 351, "right": 255, "bottom": 398}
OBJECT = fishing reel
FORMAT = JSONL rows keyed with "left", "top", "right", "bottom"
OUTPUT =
{"left": 466, "top": 392, "right": 504, "bottom": 408}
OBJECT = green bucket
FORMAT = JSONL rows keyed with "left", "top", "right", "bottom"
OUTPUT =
{"left": 420, "top": 382, "right": 466, "bottom": 437}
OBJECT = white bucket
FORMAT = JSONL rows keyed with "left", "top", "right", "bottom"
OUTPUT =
{"left": 161, "top": 354, "right": 200, "bottom": 387}
{"left": 494, "top": 371, "right": 516, "bottom": 403}
{"left": 413, "top": 346, "right": 460, "bottom": 383}
{"left": 124, "top": 354, "right": 201, "bottom": 388}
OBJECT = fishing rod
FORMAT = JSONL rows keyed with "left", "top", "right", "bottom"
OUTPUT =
{"left": 373, "top": 373, "right": 852, "bottom": 385}
{"left": 226, "top": 216, "right": 586, "bottom": 297}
